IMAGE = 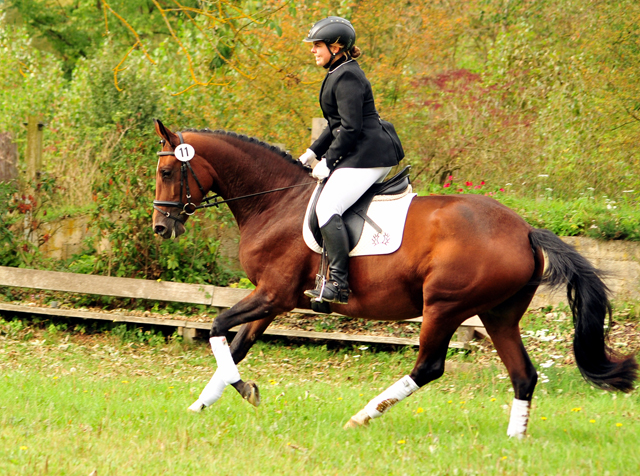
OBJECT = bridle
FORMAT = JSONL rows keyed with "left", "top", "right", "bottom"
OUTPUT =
{"left": 152, "top": 132, "right": 316, "bottom": 223}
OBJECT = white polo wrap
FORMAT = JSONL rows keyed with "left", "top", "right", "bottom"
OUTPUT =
{"left": 192, "top": 337, "right": 242, "bottom": 408}
{"left": 210, "top": 336, "right": 241, "bottom": 385}
{"left": 364, "top": 375, "right": 419, "bottom": 419}
{"left": 506, "top": 398, "right": 530, "bottom": 438}
{"left": 196, "top": 370, "right": 227, "bottom": 407}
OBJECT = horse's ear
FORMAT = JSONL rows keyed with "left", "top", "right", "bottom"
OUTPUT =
{"left": 154, "top": 119, "right": 179, "bottom": 147}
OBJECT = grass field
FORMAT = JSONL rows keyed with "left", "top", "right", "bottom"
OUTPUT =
{"left": 1, "top": 316, "right": 638, "bottom": 476}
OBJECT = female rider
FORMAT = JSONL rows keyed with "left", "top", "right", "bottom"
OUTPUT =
{"left": 299, "top": 16, "right": 404, "bottom": 304}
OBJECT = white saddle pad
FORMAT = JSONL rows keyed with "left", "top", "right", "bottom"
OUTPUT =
{"left": 303, "top": 184, "right": 417, "bottom": 257}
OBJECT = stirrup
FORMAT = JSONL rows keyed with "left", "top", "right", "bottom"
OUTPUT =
{"left": 305, "top": 279, "right": 349, "bottom": 304}
{"left": 304, "top": 273, "right": 329, "bottom": 300}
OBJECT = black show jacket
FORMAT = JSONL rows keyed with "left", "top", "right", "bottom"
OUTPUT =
{"left": 309, "top": 57, "right": 401, "bottom": 172}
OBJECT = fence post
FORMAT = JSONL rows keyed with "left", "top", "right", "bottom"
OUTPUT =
{"left": 309, "top": 118, "right": 327, "bottom": 168}
{"left": 0, "top": 132, "right": 18, "bottom": 183}
{"left": 26, "top": 115, "right": 44, "bottom": 184}
{"left": 22, "top": 116, "right": 44, "bottom": 244}
{"left": 311, "top": 117, "right": 327, "bottom": 143}
{"left": 177, "top": 326, "right": 198, "bottom": 344}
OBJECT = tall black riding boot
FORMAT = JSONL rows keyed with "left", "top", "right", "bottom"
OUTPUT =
{"left": 304, "top": 214, "right": 350, "bottom": 304}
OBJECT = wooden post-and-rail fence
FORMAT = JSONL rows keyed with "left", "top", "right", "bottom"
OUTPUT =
{"left": 0, "top": 266, "right": 484, "bottom": 348}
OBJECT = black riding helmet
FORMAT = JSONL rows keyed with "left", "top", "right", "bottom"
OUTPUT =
{"left": 303, "top": 16, "right": 356, "bottom": 59}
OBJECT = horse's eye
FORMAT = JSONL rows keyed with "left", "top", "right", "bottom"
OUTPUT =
{"left": 159, "top": 139, "right": 165, "bottom": 145}
{"left": 160, "top": 169, "right": 172, "bottom": 179}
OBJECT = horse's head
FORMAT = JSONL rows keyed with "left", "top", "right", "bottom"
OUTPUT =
{"left": 152, "top": 119, "right": 214, "bottom": 239}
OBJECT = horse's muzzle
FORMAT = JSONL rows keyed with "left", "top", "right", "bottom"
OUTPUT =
{"left": 153, "top": 216, "right": 186, "bottom": 239}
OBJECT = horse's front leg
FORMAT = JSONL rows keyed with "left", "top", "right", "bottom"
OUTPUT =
{"left": 227, "top": 316, "right": 277, "bottom": 406}
{"left": 189, "top": 290, "right": 282, "bottom": 412}
{"left": 209, "top": 288, "right": 278, "bottom": 337}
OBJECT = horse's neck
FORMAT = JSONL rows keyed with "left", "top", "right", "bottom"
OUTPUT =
{"left": 205, "top": 138, "right": 310, "bottom": 228}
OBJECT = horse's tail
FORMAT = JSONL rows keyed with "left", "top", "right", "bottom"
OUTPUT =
{"left": 529, "top": 228, "right": 638, "bottom": 392}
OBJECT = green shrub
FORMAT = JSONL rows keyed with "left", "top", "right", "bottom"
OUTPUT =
{"left": 65, "top": 44, "right": 161, "bottom": 132}
{"left": 0, "top": 182, "right": 20, "bottom": 266}
{"left": 0, "top": 24, "right": 65, "bottom": 136}
{"left": 110, "top": 323, "right": 166, "bottom": 346}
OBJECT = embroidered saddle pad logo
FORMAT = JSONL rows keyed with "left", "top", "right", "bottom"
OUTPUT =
{"left": 303, "top": 185, "right": 416, "bottom": 257}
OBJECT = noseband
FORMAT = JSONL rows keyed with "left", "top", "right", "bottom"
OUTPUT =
{"left": 153, "top": 132, "right": 316, "bottom": 223}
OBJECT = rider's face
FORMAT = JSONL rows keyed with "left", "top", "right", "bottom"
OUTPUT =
{"left": 311, "top": 41, "right": 340, "bottom": 67}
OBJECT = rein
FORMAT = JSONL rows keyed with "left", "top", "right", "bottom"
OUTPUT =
{"left": 152, "top": 132, "right": 316, "bottom": 222}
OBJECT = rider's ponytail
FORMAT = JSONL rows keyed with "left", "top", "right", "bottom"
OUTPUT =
{"left": 349, "top": 45, "right": 362, "bottom": 59}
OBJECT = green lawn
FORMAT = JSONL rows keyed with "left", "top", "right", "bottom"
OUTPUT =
{"left": 1, "top": 318, "right": 638, "bottom": 475}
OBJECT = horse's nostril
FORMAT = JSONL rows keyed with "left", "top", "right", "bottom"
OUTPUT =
{"left": 154, "top": 225, "right": 166, "bottom": 235}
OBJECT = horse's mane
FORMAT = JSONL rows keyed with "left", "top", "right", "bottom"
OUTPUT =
{"left": 183, "top": 128, "right": 305, "bottom": 170}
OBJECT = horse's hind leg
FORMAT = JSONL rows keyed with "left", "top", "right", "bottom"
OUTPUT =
{"left": 345, "top": 306, "right": 460, "bottom": 428}
{"left": 479, "top": 284, "right": 539, "bottom": 438}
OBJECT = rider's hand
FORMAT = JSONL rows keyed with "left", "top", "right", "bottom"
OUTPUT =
{"left": 312, "top": 158, "right": 330, "bottom": 180}
{"left": 298, "top": 149, "right": 316, "bottom": 166}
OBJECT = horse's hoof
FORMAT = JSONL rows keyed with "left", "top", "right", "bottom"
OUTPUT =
{"left": 344, "top": 409, "right": 371, "bottom": 429}
{"left": 242, "top": 380, "right": 261, "bottom": 407}
{"left": 187, "top": 399, "right": 205, "bottom": 413}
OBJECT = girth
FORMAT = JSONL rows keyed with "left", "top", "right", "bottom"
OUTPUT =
{"left": 309, "top": 165, "right": 412, "bottom": 250}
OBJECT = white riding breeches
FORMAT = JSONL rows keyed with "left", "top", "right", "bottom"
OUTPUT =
{"left": 315, "top": 166, "right": 392, "bottom": 227}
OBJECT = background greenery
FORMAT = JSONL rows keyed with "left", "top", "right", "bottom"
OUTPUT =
{"left": 0, "top": 0, "right": 639, "bottom": 282}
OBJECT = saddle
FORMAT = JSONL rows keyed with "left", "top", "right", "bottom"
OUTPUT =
{"left": 308, "top": 166, "right": 412, "bottom": 250}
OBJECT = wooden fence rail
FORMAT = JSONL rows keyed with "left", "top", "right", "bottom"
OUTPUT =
{"left": 0, "top": 266, "right": 484, "bottom": 348}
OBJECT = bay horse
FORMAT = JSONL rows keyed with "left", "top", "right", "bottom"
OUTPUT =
{"left": 151, "top": 119, "right": 637, "bottom": 437}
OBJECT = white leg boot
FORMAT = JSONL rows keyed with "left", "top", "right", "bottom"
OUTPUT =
{"left": 345, "top": 375, "right": 419, "bottom": 428}
{"left": 188, "top": 336, "right": 241, "bottom": 412}
{"left": 506, "top": 398, "right": 531, "bottom": 438}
